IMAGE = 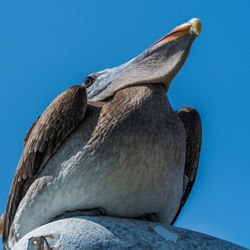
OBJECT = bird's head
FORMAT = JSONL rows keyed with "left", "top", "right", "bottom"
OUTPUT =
{"left": 84, "top": 18, "right": 201, "bottom": 102}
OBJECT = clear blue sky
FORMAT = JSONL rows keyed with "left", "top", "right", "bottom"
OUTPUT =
{"left": 0, "top": 0, "right": 249, "bottom": 248}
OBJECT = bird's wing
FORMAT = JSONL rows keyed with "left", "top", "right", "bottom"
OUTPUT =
{"left": 171, "top": 106, "right": 202, "bottom": 225}
{"left": 3, "top": 85, "right": 87, "bottom": 242}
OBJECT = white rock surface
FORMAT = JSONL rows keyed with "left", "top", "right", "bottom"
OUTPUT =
{"left": 12, "top": 216, "right": 247, "bottom": 250}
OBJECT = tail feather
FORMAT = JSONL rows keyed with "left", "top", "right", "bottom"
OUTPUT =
{"left": 0, "top": 211, "right": 6, "bottom": 236}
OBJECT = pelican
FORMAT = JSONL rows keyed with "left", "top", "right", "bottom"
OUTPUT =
{"left": 1, "top": 18, "right": 202, "bottom": 249}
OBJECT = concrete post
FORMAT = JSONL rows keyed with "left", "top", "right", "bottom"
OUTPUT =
{"left": 12, "top": 216, "right": 247, "bottom": 250}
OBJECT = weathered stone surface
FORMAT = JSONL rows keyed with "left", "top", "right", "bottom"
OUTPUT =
{"left": 13, "top": 216, "right": 247, "bottom": 250}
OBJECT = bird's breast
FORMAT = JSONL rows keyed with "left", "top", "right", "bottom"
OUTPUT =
{"left": 57, "top": 84, "right": 187, "bottom": 220}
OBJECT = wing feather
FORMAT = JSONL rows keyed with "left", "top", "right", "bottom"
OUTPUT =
{"left": 3, "top": 85, "right": 87, "bottom": 242}
{"left": 171, "top": 106, "right": 202, "bottom": 225}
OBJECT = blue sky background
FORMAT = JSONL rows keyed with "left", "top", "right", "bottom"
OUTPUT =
{"left": 0, "top": 0, "right": 249, "bottom": 248}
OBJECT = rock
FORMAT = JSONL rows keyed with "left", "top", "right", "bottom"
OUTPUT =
{"left": 13, "top": 216, "right": 247, "bottom": 250}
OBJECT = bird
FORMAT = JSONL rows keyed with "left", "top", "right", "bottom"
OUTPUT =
{"left": 1, "top": 18, "right": 202, "bottom": 249}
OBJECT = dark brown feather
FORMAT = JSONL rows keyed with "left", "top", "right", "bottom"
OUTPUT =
{"left": 3, "top": 85, "right": 87, "bottom": 242}
{"left": 171, "top": 106, "right": 202, "bottom": 225}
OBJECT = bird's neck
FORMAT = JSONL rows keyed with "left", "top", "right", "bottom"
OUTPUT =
{"left": 98, "top": 83, "right": 175, "bottom": 124}
{"left": 114, "top": 83, "right": 173, "bottom": 112}
{"left": 87, "top": 83, "right": 175, "bottom": 148}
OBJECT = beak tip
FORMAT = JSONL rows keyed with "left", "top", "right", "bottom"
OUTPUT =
{"left": 189, "top": 18, "right": 202, "bottom": 35}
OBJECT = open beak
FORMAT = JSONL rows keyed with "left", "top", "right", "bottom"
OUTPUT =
{"left": 151, "top": 18, "right": 201, "bottom": 47}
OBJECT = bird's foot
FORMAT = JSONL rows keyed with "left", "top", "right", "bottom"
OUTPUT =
{"left": 52, "top": 207, "right": 105, "bottom": 221}
{"left": 136, "top": 213, "right": 160, "bottom": 222}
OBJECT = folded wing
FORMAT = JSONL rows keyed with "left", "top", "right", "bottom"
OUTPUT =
{"left": 3, "top": 85, "right": 87, "bottom": 242}
{"left": 171, "top": 106, "right": 202, "bottom": 225}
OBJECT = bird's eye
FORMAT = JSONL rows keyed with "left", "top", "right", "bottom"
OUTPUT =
{"left": 84, "top": 76, "right": 95, "bottom": 87}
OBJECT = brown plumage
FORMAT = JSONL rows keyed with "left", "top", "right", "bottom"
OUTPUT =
{"left": 2, "top": 85, "right": 87, "bottom": 243}
{"left": 1, "top": 84, "right": 202, "bottom": 242}
{"left": 171, "top": 106, "right": 202, "bottom": 225}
